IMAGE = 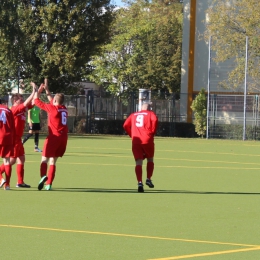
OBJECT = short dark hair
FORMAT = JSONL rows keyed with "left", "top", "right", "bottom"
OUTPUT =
{"left": 11, "top": 93, "right": 23, "bottom": 104}
{"left": 0, "top": 95, "right": 9, "bottom": 104}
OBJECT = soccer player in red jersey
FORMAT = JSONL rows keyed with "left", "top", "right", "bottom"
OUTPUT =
{"left": 0, "top": 96, "right": 16, "bottom": 190}
{"left": 32, "top": 79, "right": 68, "bottom": 191}
{"left": 123, "top": 101, "right": 158, "bottom": 192}
{"left": 0, "top": 88, "right": 35, "bottom": 189}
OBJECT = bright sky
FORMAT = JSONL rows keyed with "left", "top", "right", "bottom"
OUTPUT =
{"left": 111, "top": 0, "right": 126, "bottom": 7}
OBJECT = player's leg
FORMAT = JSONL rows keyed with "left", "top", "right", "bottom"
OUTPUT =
{"left": 45, "top": 157, "right": 58, "bottom": 190}
{"left": 38, "top": 135, "right": 57, "bottom": 190}
{"left": 16, "top": 155, "right": 30, "bottom": 188}
{"left": 135, "top": 159, "right": 144, "bottom": 192}
{"left": 22, "top": 129, "right": 33, "bottom": 145}
{"left": 0, "top": 146, "right": 6, "bottom": 185}
{"left": 3, "top": 157, "right": 16, "bottom": 190}
{"left": 132, "top": 143, "right": 145, "bottom": 192}
{"left": 38, "top": 156, "right": 49, "bottom": 190}
{"left": 2, "top": 158, "right": 12, "bottom": 190}
{"left": 144, "top": 143, "right": 155, "bottom": 188}
{"left": 145, "top": 158, "right": 154, "bottom": 188}
{"left": 39, "top": 134, "right": 67, "bottom": 190}
{"left": 15, "top": 140, "right": 31, "bottom": 188}
{"left": 39, "top": 136, "right": 50, "bottom": 178}
{"left": 135, "top": 159, "right": 143, "bottom": 182}
{"left": 0, "top": 164, "right": 5, "bottom": 184}
{"left": 34, "top": 131, "right": 42, "bottom": 152}
{"left": 33, "top": 123, "right": 42, "bottom": 152}
{"left": 0, "top": 146, "right": 13, "bottom": 182}
{"left": 1, "top": 145, "right": 15, "bottom": 189}
{"left": 34, "top": 131, "right": 39, "bottom": 147}
{"left": 33, "top": 124, "right": 42, "bottom": 152}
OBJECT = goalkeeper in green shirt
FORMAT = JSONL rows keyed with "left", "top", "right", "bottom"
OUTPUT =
{"left": 22, "top": 103, "right": 42, "bottom": 152}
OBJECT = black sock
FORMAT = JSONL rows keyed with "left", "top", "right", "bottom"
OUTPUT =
{"left": 35, "top": 133, "right": 39, "bottom": 147}
{"left": 22, "top": 133, "right": 33, "bottom": 144}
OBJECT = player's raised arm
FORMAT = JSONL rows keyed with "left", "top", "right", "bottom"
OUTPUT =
{"left": 44, "top": 78, "right": 52, "bottom": 102}
{"left": 23, "top": 83, "right": 36, "bottom": 107}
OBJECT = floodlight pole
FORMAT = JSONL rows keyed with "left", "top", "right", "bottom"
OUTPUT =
{"left": 206, "top": 36, "right": 211, "bottom": 139}
{"left": 243, "top": 36, "right": 248, "bottom": 141}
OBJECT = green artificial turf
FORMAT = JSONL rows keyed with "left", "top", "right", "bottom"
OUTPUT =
{"left": 1, "top": 135, "right": 260, "bottom": 259}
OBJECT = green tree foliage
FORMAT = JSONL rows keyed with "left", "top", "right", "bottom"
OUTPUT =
{"left": 205, "top": 0, "right": 260, "bottom": 92}
{"left": 0, "top": 0, "right": 114, "bottom": 94}
{"left": 89, "top": 0, "right": 183, "bottom": 96}
{"left": 190, "top": 88, "right": 207, "bottom": 137}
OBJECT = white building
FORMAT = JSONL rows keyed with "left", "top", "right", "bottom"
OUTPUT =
{"left": 181, "top": 0, "right": 247, "bottom": 123}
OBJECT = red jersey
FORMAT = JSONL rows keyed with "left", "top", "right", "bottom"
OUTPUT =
{"left": 0, "top": 105, "right": 15, "bottom": 145}
{"left": 123, "top": 110, "right": 158, "bottom": 144}
{"left": 11, "top": 104, "right": 31, "bottom": 138}
{"left": 34, "top": 98, "right": 68, "bottom": 136}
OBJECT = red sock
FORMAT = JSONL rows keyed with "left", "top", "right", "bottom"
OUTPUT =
{"left": 0, "top": 163, "right": 5, "bottom": 178}
{"left": 4, "top": 165, "right": 12, "bottom": 185}
{"left": 135, "top": 165, "right": 142, "bottom": 183}
{"left": 16, "top": 164, "right": 24, "bottom": 184}
{"left": 46, "top": 165, "right": 56, "bottom": 185}
{"left": 40, "top": 162, "right": 48, "bottom": 177}
{"left": 147, "top": 162, "right": 154, "bottom": 179}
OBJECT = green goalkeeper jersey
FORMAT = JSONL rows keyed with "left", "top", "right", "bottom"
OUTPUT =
{"left": 28, "top": 106, "right": 40, "bottom": 123}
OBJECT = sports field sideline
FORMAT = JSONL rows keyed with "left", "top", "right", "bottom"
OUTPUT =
{"left": 1, "top": 135, "right": 260, "bottom": 260}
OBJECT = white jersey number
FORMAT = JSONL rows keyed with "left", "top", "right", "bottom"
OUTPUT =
{"left": 135, "top": 115, "right": 144, "bottom": 127}
{"left": 61, "top": 112, "right": 67, "bottom": 125}
{"left": 0, "top": 111, "right": 7, "bottom": 124}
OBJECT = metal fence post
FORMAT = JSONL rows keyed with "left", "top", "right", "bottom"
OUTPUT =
{"left": 169, "top": 93, "right": 176, "bottom": 137}
{"left": 206, "top": 36, "right": 211, "bottom": 139}
{"left": 243, "top": 36, "right": 248, "bottom": 141}
{"left": 85, "top": 90, "right": 94, "bottom": 133}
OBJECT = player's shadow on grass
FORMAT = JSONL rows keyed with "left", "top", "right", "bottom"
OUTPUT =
{"left": 51, "top": 188, "right": 260, "bottom": 195}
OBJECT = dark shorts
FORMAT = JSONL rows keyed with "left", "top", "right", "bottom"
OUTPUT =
{"left": 29, "top": 123, "right": 41, "bottom": 131}
{"left": 132, "top": 142, "right": 154, "bottom": 160}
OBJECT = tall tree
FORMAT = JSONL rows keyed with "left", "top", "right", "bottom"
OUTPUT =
{"left": 205, "top": 0, "right": 260, "bottom": 92}
{"left": 89, "top": 0, "right": 183, "bottom": 96}
{"left": 0, "top": 0, "right": 114, "bottom": 94}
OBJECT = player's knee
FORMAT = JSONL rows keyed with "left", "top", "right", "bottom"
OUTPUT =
{"left": 10, "top": 158, "right": 17, "bottom": 165}
{"left": 135, "top": 159, "right": 143, "bottom": 165}
{"left": 49, "top": 157, "right": 58, "bottom": 165}
{"left": 41, "top": 157, "right": 48, "bottom": 164}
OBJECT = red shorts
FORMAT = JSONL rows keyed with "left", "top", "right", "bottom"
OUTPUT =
{"left": 12, "top": 139, "right": 25, "bottom": 158}
{"left": 132, "top": 142, "right": 154, "bottom": 160}
{"left": 0, "top": 145, "right": 14, "bottom": 158}
{"left": 43, "top": 134, "right": 68, "bottom": 158}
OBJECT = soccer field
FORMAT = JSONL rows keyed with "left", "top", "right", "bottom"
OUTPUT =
{"left": 1, "top": 135, "right": 260, "bottom": 259}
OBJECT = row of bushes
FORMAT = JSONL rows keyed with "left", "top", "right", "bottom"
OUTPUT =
{"left": 38, "top": 116, "right": 260, "bottom": 140}
{"left": 209, "top": 124, "right": 260, "bottom": 140}
{"left": 74, "top": 118, "right": 198, "bottom": 138}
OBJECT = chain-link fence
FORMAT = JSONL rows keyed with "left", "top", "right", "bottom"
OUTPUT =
{"left": 205, "top": 36, "right": 260, "bottom": 140}
{"left": 65, "top": 92, "right": 184, "bottom": 134}
{"left": 14, "top": 91, "right": 260, "bottom": 139}
{"left": 19, "top": 91, "right": 188, "bottom": 136}
{"left": 207, "top": 94, "right": 260, "bottom": 140}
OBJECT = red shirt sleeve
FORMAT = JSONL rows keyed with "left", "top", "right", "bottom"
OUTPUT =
{"left": 123, "top": 115, "right": 132, "bottom": 137}
{"left": 150, "top": 112, "right": 158, "bottom": 136}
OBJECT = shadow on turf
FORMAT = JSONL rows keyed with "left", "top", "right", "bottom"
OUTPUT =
{"left": 47, "top": 188, "right": 260, "bottom": 194}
